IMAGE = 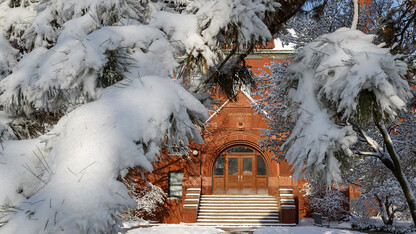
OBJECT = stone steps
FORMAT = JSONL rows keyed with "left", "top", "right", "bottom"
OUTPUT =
{"left": 196, "top": 194, "right": 281, "bottom": 227}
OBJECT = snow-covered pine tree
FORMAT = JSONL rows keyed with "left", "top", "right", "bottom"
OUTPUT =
{"left": 0, "top": 0, "right": 291, "bottom": 233}
{"left": 257, "top": 0, "right": 416, "bottom": 225}
{"left": 277, "top": 0, "right": 416, "bottom": 70}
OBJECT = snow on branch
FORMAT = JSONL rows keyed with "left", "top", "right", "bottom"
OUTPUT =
{"left": 0, "top": 0, "right": 281, "bottom": 232}
{"left": 0, "top": 25, "right": 177, "bottom": 116}
{"left": 282, "top": 28, "right": 412, "bottom": 184}
{"left": 22, "top": 0, "right": 145, "bottom": 49}
{"left": 0, "top": 76, "right": 208, "bottom": 233}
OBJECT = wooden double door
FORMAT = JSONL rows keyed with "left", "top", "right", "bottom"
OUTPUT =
{"left": 212, "top": 146, "right": 268, "bottom": 194}
{"left": 226, "top": 155, "right": 256, "bottom": 194}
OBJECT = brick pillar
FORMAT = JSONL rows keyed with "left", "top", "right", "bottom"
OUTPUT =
{"left": 279, "top": 188, "right": 297, "bottom": 225}
{"left": 183, "top": 205, "right": 198, "bottom": 223}
{"left": 182, "top": 188, "right": 201, "bottom": 223}
{"left": 281, "top": 205, "right": 297, "bottom": 224}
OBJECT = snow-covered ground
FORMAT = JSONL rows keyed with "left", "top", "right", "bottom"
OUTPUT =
{"left": 124, "top": 218, "right": 365, "bottom": 234}
{"left": 124, "top": 217, "right": 416, "bottom": 233}
{"left": 125, "top": 224, "right": 363, "bottom": 234}
{"left": 254, "top": 226, "right": 362, "bottom": 234}
{"left": 126, "top": 225, "right": 223, "bottom": 234}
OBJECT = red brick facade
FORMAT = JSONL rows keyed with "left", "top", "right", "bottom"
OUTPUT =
{"left": 128, "top": 45, "right": 360, "bottom": 224}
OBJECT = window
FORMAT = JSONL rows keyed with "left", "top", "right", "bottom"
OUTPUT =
{"left": 168, "top": 171, "right": 184, "bottom": 198}
{"left": 257, "top": 155, "right": 267, "bottom": 175}
{"left": 228, "top": 158, "right": 238, "bottom": 176}
{"left": 227, "top": 146, "right": 254, "bottom": 153}
{"left": 214, "top": 155, "right": 224, "bottom": 176}
{"left": 243, "top": 158, "right": 253, "bottom": 175}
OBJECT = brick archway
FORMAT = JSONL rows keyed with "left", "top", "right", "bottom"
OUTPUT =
{"left": 211, "top": 144, "right": 269, "bottom": 194}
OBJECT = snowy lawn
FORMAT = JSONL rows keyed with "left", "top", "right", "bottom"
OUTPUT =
{"left": 125, "top": 219, "right": 365, "bottom": 234}
{"left": 123, "top": 218, "right": 416, "bottom": 233}
{"left": 254, "top": 226, "right": 363, "bottom": 234}
{"left": 125, "top": 224, "right": 364, "bottom": 234}
{"left": 126, "top": 225, "right": 223, "bottom": 234}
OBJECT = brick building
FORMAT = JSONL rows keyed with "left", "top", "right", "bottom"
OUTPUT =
{"left": 129, "top": 41, "right": 358, "bottom": 226}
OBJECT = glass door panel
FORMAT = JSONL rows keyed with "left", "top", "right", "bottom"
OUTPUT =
{"left": 241, "top": 156, "right": 255, "bottom": 194}
{"left": 228, "top": 158, "right": 238, "bottom": 176}
{"left": 242, "top": 158, "right": 253, "bottom": 175}
{"left": 226, "top": 156, "right": 240, "bottom": 194}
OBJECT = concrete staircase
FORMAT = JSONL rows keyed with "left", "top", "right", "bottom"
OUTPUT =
{"left": 196, "top": 195, "right": 280, "bottom": 227}
{"left": 279, "top": 188, "right": 296, "bottom": 209}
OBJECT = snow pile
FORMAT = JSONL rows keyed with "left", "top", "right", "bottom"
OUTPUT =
{"left": 273, "top": 38, "right": 296, "bottom": 50}
{"left": 0, "top": 139, "right": 44, "bottom": 211}
{"left": 122, "top": 220, "right": 150, "bottom": 229}
{"left": 273, "top": 29, "right": 297, "bottom": 50}
{"left": 282, "top": 28, "right": 411, "bottom": 184}
{"left": 0, "top": 76, "right": 208, "bottom": 233}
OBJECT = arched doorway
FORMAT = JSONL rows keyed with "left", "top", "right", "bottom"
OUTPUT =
{"left": 212, "top": 146, "right": 268, "bottom": 194}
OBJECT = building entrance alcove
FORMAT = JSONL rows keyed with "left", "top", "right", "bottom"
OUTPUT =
{"left": 212, "top": 146, "right": 268, "bottom": 194}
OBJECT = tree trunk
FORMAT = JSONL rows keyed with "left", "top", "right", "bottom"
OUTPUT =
{"left": 375, "top": 193, "right": 390, "bottom": 225}
{"left": 375, "top": 120, "right": 416, "bottom": 226}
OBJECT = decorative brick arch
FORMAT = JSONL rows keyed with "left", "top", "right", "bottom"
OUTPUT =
{"left": 201, "top": 132, "right": 274, "bottom": 194}
{"left": 207, "top": 140, "right": 270, "bottom": 175}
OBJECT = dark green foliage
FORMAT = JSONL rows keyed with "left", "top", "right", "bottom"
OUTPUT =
{"left": 356, "top": 90, "right": 380, "bottom": 123}
{"left": 97, "top": 49, "right": 133, "bottom": 88}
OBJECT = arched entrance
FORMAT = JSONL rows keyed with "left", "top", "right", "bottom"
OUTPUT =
{"left": 212, "top": 146, "right": 268, "bottom": 194}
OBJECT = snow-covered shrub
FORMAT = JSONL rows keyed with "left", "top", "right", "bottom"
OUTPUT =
{"left": 118, "top": 179, "right": 166, "bottom": 222}
{"left": 351, "top": 222, "right": 416, "bottom": 234}
{"left": 349, "top": 141, "right": 416, "bottom": 224}
{"left": 351, "top": 178, "right": 411, "bottom": 225}
{"left": 302, "top": 178, "right": 349, "bottom": 221}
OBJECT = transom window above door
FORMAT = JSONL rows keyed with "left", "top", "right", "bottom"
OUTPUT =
{"left": 226, "top": 146, "right": 254, "bottom": 153}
